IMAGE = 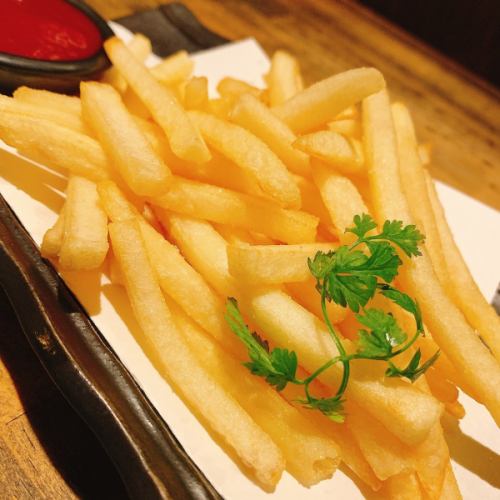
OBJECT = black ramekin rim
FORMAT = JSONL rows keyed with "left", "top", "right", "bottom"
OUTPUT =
{"left": 0, "top": 0, "right": 114, "bottom": 75}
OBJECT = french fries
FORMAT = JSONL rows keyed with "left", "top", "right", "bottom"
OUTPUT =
{"left": 102, "top": 33, "right": 152, "bottom": 93}
{"left": 327, "top": 118, "right": 362, "bottom": 138}
{"left": 0, "top": 113, "right": 111, "bottom": 181}
{"left": 184, "top": 76, "right": 209, "bottom": 110}
{"left": 424, "top": 169, "right": 500, "bottom": 362}
{"left": 81, "top": 82, "right": 172, "bottom": 196}
{"left": 229, "top": 93, "right": 310, "bottom": 177}
{"left": 0, "top": 94, "right": 87, "bottom": 134}
{"left": 172, "top": 303, "right": 341, "bottom": 486}
{"left": 41, "top": 206, "right": 65, "bottom": 258}
{"left": 160, "top": 213, "right": 442, "bottom": 446}
{"left": 391, "top": 103, "right": 449, "bottom": 290}
{"left": 150, "top": 50, "right": 194, "bottom": 85}
{"left": 286, "top": 278, "right": 348, "bottom": 324}
{"left": 217, "top": 77, "right": 265, "bottom": 101}
{"left": 227, "top": 242, "right": 336, "bottom": 284}
{"left": 294, "top": 130, "right": 363, "bottom": 174}
{"left": 13, "top": 86, "right": 81, "bottom": 115}
{"left": 244, "top": 288, "right": 442, "bottom": 446}
{"left": 266, "top": 50, "right": 304, "bottom": 106}
{"left": 273, "top": 67, "right": 385, "bottom": 132}
{"left": 363, "top": 89, "right": 500, "bottom": 425}
{"left": 2, "top": 34, "right": 495, "bottom": 498}
{"left": 311, "top": 160, "right": 369, "bottom": 243}
{"left": 188, "top": 110, "right": 301, "bottom": 208}
{"left": 109, "top": 219, "right": 285, "bottom": 488}
{"left": 58, "top": 176, "right": 108, "bottom": 271}
{"left": 165, "top": 214, "right": 238, "bottom": 298}
{"left": 152, "top": 177, "right": 318, "bottom": 244}
{"left": 104, "top": 37, "right": 210, "bottom": 163}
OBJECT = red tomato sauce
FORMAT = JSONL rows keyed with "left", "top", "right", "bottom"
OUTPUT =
{"left": 0, "top": 0, "right": 102, "bottom": 61}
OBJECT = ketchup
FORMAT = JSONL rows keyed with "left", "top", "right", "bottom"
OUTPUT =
{"left": 0, "top": 0, "right": 102, "bottom": 61}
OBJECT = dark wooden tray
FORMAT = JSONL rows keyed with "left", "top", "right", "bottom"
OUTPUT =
{"left": 0, "top": 4, "right": 228, "bottom": 499}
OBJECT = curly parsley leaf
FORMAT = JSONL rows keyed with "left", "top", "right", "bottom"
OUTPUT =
{"left": 311, "top": 243, "right": 401, "bottom": 312}
{"left": 299, "top": 396, "right": 345, "bottom": 423}
{"left": 375, "top": 220, "right": 425, "bottom": 257}
{"left": 378, "top": 285, "right": 423, "bottom": 333}
{"left": 263, "top": 349, "right": 298, "bottom": 391}
{"left": 356, "top": 309, "right": 407, "bottom": 357}
{"left": 225, "top": 298, "right": 297, "bottom": 391}
{"left": 308, "top": 250, "right": 336, "bottom": 280}
{"left": 345, "top": 213, "right": 377, "bottom": 239}
{"left": 363, "top": 242, "right": 402, "bottom": 282}
{"left": 386, "top": 349, "right": 440, "bottom": 382}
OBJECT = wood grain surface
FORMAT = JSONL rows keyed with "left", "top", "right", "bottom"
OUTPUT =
{"left": 1, "top": 0, "right": 499, "bottom": 498}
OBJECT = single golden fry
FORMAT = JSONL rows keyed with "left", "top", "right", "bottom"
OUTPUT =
{"left": 208, "top": 97, "right": 233, "bottom": 120}
{"left": 294, "top": 130, "right": 363, "bottom": 174}
{"left": 384, "top": 471, "right": 423, "bottom": 500}
{"left": 104, "top": 37, "right": 210, "bottom": 163}
{"left": 286, "top": 279, "right": 348, "bottom": 324}
{"left": 363, "top": 89, "right": 500, "bottom": 426}
{"left": 334, "top": 105, "right": 359, "bottom": 120}
{"left": 152, "top": 177, "right": 318, "bottom": 244}
{"left": 127, "top": 32, "right": 153, "bottom": 61}
{"left": 0, "top": 94, "right": 87, "bottom": 134}
{"left": 81, "top": 82, "right": 171, "bottom": 196}
{"left": 122, "top": 85, "right": 151, "bottom": 119}
{"left": 217, "top": 77, "right": 264, "bottom": 101}
{"left": 267, "top": 50, "right": 304, "bottom": 107}
{"left": 101, "top": 33, "right": 153, "bottom": 93}
{"left": 229, "top": 93, "right": 310, "bottom": 177}
{"left": 150, "top": 50, "right": 194, "bottom": 85}
{"left": 0, "top": 112, "right": 111, "bottom": 181}
{"left": 227, "top": 242, "right": 336, "bottom": 284}
{"left": 346, "top": 401, "right": 409, "bottom": 480}
{"left": 13, "top": 86, "right": 82, "bottom": 115}
{"left": 281, "top": 381, "right": 382, "bottom": 491}
{"left": 294, "top": 174, "right": 335, "bottom": 234}
{"left": 410, "top": 419, "right": 449, "bottom": 499}
{"left": 311, "top": 160, "right": 369, "bottom": 243}
{"left": 439, "top": 464, "right": 462, "bottom": 500}
{"left": 214, "top": 224, "right": 272, "bottom": 246}
{"left": 97, "top": 180, "right": 142, "bottom": 222}
{"left": 59, "top": 176, "right": 108, "bottom": 270}
{"left": 418, "top": 142, "right": 432, "bottom": 166}
{"left": 41, "top": 206, "right": 66, "bottom": 258}
{"left": 273, "top": 67, "right": 385, "bottom": 132}
{"left": 184, "top": 76, "right": 209, "bottom": 110}
{"left": 327, "top": 118, "right": 362, "bottom": 138}
{"left": 108, "top": 253, "right": 125, "bottom": 286}
{"left": 165, "top": 214, "right": 238, "bottom": 297}
{"left": 392, "top": 102, "right": 450, "bottom": 290}
{"left": 188, "top": 110, "right": 301, "bottom": 208}
{"left": 109, "top": 219, "right": 285, "bottom": 488}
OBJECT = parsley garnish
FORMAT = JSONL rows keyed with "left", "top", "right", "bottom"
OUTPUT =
{"left": 225, "top": 214, "right": 438, "bottom": 422}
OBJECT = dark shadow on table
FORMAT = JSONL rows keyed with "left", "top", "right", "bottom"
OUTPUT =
{"left": 442, "top": 413, "right": 500, "bottom": 489}
{"left": 0, "top": 286, "right": 129, "bottom": 499}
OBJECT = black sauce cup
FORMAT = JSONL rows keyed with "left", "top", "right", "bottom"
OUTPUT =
{"left": 0, "top": 0, "right": 114, "bottom": 94}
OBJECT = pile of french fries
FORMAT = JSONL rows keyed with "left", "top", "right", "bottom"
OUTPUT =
{"left": 1, "top": 32, "right": 499, "bottom": 498}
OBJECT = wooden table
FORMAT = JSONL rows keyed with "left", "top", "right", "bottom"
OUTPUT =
{"left": 1, "top": 1, "right": 499, "bottom": 497}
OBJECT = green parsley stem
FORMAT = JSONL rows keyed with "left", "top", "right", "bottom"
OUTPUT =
{"left": 320, "top": 286, "right": 350, "bottom": 399}
{"left": 302, "top": 355, "right": 342, "bottom": 385}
